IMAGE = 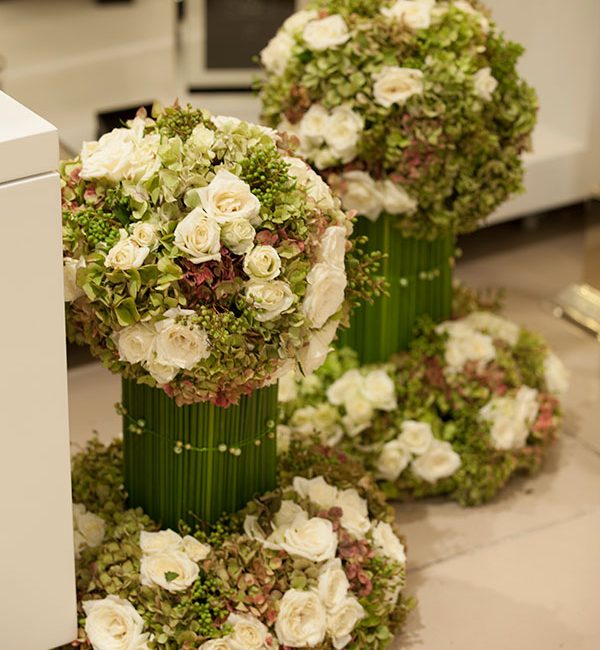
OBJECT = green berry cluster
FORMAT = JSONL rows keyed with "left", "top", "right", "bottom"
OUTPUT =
{"left": 65, "top": 208, "right": 120, "bottom": 249}
{"left": 155, "top": 103, "right": 212, "bottom": 140}
{"left": 240, "top": 146, "right": 294, "bottom": 210}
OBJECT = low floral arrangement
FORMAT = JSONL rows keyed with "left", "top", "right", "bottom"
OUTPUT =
{"left": 258, "top": 0, "right": 538, "bottom": 237}
{"left": 279, "top": 311, "right": 568, "bottom": 505}
{"left": 62, "top": 104, "right": 381, "bottom": 406}
{"left": 60, "top": 440, "right": 413, "bottom": 650}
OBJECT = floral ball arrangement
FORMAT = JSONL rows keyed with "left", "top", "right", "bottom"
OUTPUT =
{"left": 61, "top": 440, "right": 413, "bottom": 650}
{"left": 62, "top": 104, "right": 379, "bottom": 406}
{"left": 280, "top": 311, "right": 568, "bottom": 505}
{"left": 258, "top": 0, "right": 538, "bottom": 237}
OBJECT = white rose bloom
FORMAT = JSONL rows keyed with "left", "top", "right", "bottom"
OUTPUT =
{"left": 453, "top": 1, "right": 490, "bottom": 33}
{"left": 226, "top": 613, "right": 270, "bottom": 650}
{"left": 115, "top": 323, "right": 156, "bottom": 365}
{"left": 154, "top": 308, "right": 210, "bottom": 370}
{"left": 441, "top": 322, "right": 496, "bottom": 371}
{"left": 515, "top": 384, "right": 540, "bottom": 428}
{"left": 313, "top": 147, "right": 339, "bottom": 170}
{"left": 473, "top": 67, "right": 498, "bottom": 101}
{"left": 140, "top": 550, "right": 199, "bottom": 592}
{"left": 411, "top": 440, "right": 462, "bottom": 482}
{"left": 300, "top": 104, "right": 329, "bottom": 146}
{"left": 338, "top": 171, "right": 383, "bottom": 221}
{"left": 277, "top": 424, "right": 293, "bottom": 454}
{"left": 379, "top": 179, "right": 417, "bottom": 214}
{"left": 174, "top": 207, "right": 221, "bottom": 264}
{"left": 246, "top": 280, "right": 295, "bottom": 321}
{"left": 189, "top": 124, "right": 215, "bottom": 151}
{"left": 544, "top": 352, "right": 570, "bottom": 395}
{"left": 324, "top": 106, "right": 363, "bottom": 163}
{"left": 303, "top": 262, "right": 347, "bottom": 329}
{"left": 283, "top": 9, "right": 318, "bottom": 33}
{"left": 372, "top": 521, "right": 406, "bottom": 564}
{"left": 198, "top": 169, "right": 261, "bottom": 225}
{"left": 464, "top": 311, "right": 520, "bottom": 346}
{"left": 198, "top": 640, "right": 231, "bottom": 650}
{"left": 220, "top": 218, "right": 256, "bottom": 255}
{"left": 303, "top": 14, "right": 350, "bottom": 51}
{"left": 145, "top": 357, "right": 178, "bottom": 385}
{"left": 285, "top": 155, "right": 336, "bottom": 208}
{"left": 344, "top": 391, "right": 375, "bottom": 429}
{"left": 74, "top": 510, "right": 106, "bottom": 549}
{"left": 243, "top": 245, "right": 282, "bottom": 280}
{"left": 299, "top": 319, "right": 340, "bottom": 376}
{"left": 338, "top": 488, "right": 368, "bottom": 517}
{"left": 275, "top": 589, "right": 327, "bottom": 647}
{"left": 260, "top": 31, "right": 294, "bottom": 75}
{"left": 281, "top": 514, "right": 338, "bottom": 562}
{"left": 318, "top": 226, "right": 347, "bottom": 270}
{"left": 63, "top": 257, "right": 86, "bottom": 302}
{"left": 479, "top": 393, "right": 523, "bottom": 450}
{"left": 83, "top": 595, "right": 150, "bottom": 650}
{"left": 139, "top": 529, "right": 183, "bottom": 555}
{"left": 105, "top": 234, "right": 149, "bottom": 271}
{"left": 293, "top": 475, "right": 340, "bottom": 509}
{"left": 290, "top": 403, "right": 344, "bottom": 446}
{"left": 372, "top": 66, "right": 424, "bottom": 107}
{"left": 130, "top": 222, "right": 159, "bottom": 249}
{"left": 243, "top": 514, "right": 267, "bottom": 542}
{"left": 317, "top": 558, "right": 350, "bottom": 609}
{"left": 376, "top": 439, "right": 412, "bottom": 481}
{"left": 327, "top": 596, "right": 366, "bottom": 649}
{"left": 398, "top": 420, "right": 434, "bottom": 455}
{"left": 361, "top": 369, "right": 397, "bottom": 411}
{"left": 337, "top": 488, "right": 370, "bottom": 538}
{"left": 278, "top": 369, "right": 298, "bottom": 403}
{"left": 182, "top": 535, "right": 211, "bottom": 562}
{"left": 274, "top": 500, "right": 307, "bottom": 529}
{"left": 327, "top": 369, "right": 364, "bottom": 406}
{"left": 381, "top": 0, "right": 434, "bottom": 31}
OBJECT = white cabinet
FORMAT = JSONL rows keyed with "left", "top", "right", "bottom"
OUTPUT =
{"left": 0, "top": 92, "right": 76, "bottom": 649}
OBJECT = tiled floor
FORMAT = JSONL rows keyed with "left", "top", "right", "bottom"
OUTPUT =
{"left": 67, "top": 211, "right": 600, "bottom": 649}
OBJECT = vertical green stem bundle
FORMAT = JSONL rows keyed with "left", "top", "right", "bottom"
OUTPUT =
{"left": 122, "top": 379, "right": 278, "bottom": 528}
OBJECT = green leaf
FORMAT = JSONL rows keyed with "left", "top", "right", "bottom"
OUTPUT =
{"left": 114, "top": 297, "right": 140, "bottom": 326}
{"left": 164, "top": 571, "right": 179, "bottom": 583}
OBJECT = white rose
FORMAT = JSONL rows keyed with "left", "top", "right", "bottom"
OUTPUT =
{"left": 243, "top": 514, "right": 267, "bottom": 542}
{"left": 344, "top": 393, "right": 374, "bottom": 433}
{"left": 515, "top": 385, "right": 540, "bottom": 427}
{"left": 115, "top": 323, "right": 156, "bottom": 365}
{"left": 283, "top": 9, "right": 319, "bottom": 33}
{"left": 327, "top": 369, "right": 364, "bottom": 406}
{"left": 275, "top": 589, "right": 327, "bottom": 647}
{"left": 303, "top": 14, "right": 350, "bottom": 51}
{"left": 318, "top": 226, "right": 347, "bottom": 270}
{"left": 381, "top": 0, "right": 434, "bottom": 31}
{"left": 473, "top": 67, "right": 498, "bottom": 101}
{"left": 371, "top": 521, "right": 406, "bottom": 564}
{"left": 313, "top": 148, "right": 339, "bottom": 170}
{"left": 324, "top": 106, "right": 363, "bottom": 163}
{"left": 337, "top": 489, "right": 370, "bottom": 538}
{"left": 317, "top": 558, "right": 349, "bottom": 609}
{"left": 286, "top": 155, "right": 336, "bottom": 209}
{"left": 379, "top": 179, "right": 417, "bottom": 214}
{"left": 441, "top": 322, "right": 496, "bottom": 371}
{"left": 260, "top": 31, "right": 294, "bottom": 75}
{"left": 544, "top": 352, "right": 570, "bottom": 395}
{"left": 246, "top": 280, "right": 295, "bottom": 321}
{"left": 411, "top": 440, "right": 462, "bottom": 482}
{"left": 139, "top": 529, "right": 183, "bottom": 555}
{"left": 338, "top": 171, "right": 383, "bottom": 221}
{"left": 300, "top": 104, "right": 329, "bottom": 146}
{"left": 182, "top": 535, "right": 211, "bottom": 562}
{"left": 140, "top": 550, "right": 199, "bottom": 592}
{"left": 154, "top": 308, "right": 210, "bottom": 370}
{"left": 220, "top": 218, "right": 256, "bottom": 255}
{"left": 293, "top": 475, "right": 339, "bottom": 509}
{"left": 130, "top": 222, "right": 159, "bottom": 249}
{"left": 398, "top": 420, "right": 434, "bottom": 455}
{"left": 63, "top": 257, "right": 86, "bottom": 302}
{"left": 189, "top": 124, "right": 215, "bottom": 151}
{"left": 338, "top": 488, "right": 368, "bottom": 518}
{"left": 298, "top": 319, "right": 339, "bottom": 375}
{"left": 274, "top": 500, "right": 307, "bottom": 529}
{"left": 361, "top": 369, "right": 397, "bottom": 411}
{"left": 126, "top": 133, "right": 161, "bottom": 183}
{"left": 303, "top": 262, "right": 347, "bottom": 329}
{"left": 174, "top": 207, "right": 221, "bottom": 264}
{"left": 105, "top": 234, "right": 149, "bottom": 270}
{"left": 243, "top": 245, "right": 282, "bottom": 280}
{"left": 278, "top": 369, "right": 298, "bottom": 403}
{"left": 83, "top": 595, "right": 149, "bottom": 650}
{"left": 327, "top": 596, "right": 366, "bottom": 649}
{"left": 464, "top": 311, "right": 520, "bottom": 346}
{"left": 290, "top": 404, "right": 343, "bottom": 446}
{"left": 280, "top": 514, "right": 338, "bottom": 562}
{"left": 198, "top": 640, "right": 231, "bottom": 650}
{"left": 376, "top": 439, "right": 411, "bottom": 481}
{"left": 199, "top": 169, "right": 261, "bottom": 224}
{"left": 74, "top": 510, "right": 106, "bottom": 549}
{"left": 145, "top": 357, "right": 178, "bottom": 385}
{"left": 453, "top": 1, "right": 490, "bottom": 33}
{"left": 277, "top": 424, "right": 292, "bottom": 454}
{"left": 226, "top": 613, "right": 270, "bottom": 650}
{"left": 372, "top": 66, "right": 424, "bottom": 107}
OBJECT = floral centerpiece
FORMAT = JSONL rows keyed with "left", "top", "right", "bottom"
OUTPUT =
{"left": 258, "top": 0, "right": 538, "bottom": 359}
{"left": 62, "top": 104, "right": 378, "bottom": 526}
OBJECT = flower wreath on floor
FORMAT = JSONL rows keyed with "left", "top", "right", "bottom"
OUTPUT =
{"left": 60, "top": 441, "right": 413, "bottom": 650}
{"left": 279, "top": 311, "right": 569, "bottom": 505}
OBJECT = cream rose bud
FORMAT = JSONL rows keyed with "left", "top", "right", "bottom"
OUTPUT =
{"left": 199, "top": 169, "right": 261, "bottom": 225}
{"left": 115, "top": 323, "right": 156, "bottom": 365}
{"left": 411, "top": 440, "right": 462, "bottom": 483}
{"left": 130, "top": 222, "right": 159, "bottom": 249}
{"left": 544, "top": 352, "right": 570, "bottom": 395}
{"left": 140, "top": 550, "right": 199, "bottom": 592}
{"left": 299, "top": 319, "right": 340, "bottom": 376}
{"left": 303, "top": 262, "right": 347, "bottom": 329}
{"left": 371, "top": 521, "right": 406, "bottom": 564}
{"left": 379, "top": 179, "right": 417, "bottom": 214}
{"left": 326, "top": 369, "right": 364, "bottom": 406}
{"left": 327, "top": 596, "right": 366, "bottom": 649}
{"left": 373, "top": 66, "right": 424, "bottom": 107}
{"left": 83, "top": 595, "right": 150, "bottom": 650}
{"left": 154, "top": 308, "right": 210, "bottom": 370}
{"left": 140, "top": 529, "right": 183, "bottom": 555}
{"left": 362, "top": 369, "right": 397, "bottom": 411}
{"left": 261, "top": 31, "right": 294, "bottom": 75}
{"left": 473, "top": 67, "right": 498, "bottom": 101}
{"left": 324, "top": 106, "right": 363, "bottom": 163}
{"left": 182, "top": 535, "right": 211, "bottom": 562}
{"left": 317, "top": 558, "right": 350, "bottom": 609}
{"left": 145, "top": 357, "right": 178, "bottom": 385}
{"left": 338, "top": 171, "right": 383, "bottom": 221}
{"left": 318, "top": 226, "right": 347, "bottom": 270}
{"left": 300, "top": 104, "right": 329, "bottom": 145}
{"left": 382, "top": 0, "right": 434, "bottom": 31}
{"left": 63, "top": 257, "right": 86, "bottom": 302}
{"left": 293, "top": 475, "right": 339, "bottom": 509}
{"left": 246, "top": 279, "right": 295, "bottom": 321}
{"left": 226, "top": 613, "right": 270, "bottom": 650}
{"left": 105, "top": 234, "right": 149, "bottom": 270}
{"left": 303, "top": 14, "right": 350, "bottom": 51}
{"left": 376, "top": 439, "right": 411, "bottom": 482}
{"left": 243, "top": 245, "right": 282, "bottom": 280}
{"left": 174, "top": 207, "right": 221, "bottom": 264}
{"left": 220, "top": 218, "right": 256, "bottom": 255}
{"left": 398, "top": 420, "right": 434, "bottom": 455}
{"left": 75, "top": 510, "right": 106, "bottom": 548}
{"left": 464, "top": 311, "right": 520, "bottom": 346}
{"left": 281, "top": 515, "right": 338, "bottom": 562}
{"left": 275, "top": 589, "right": 327, "bottom": 647}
